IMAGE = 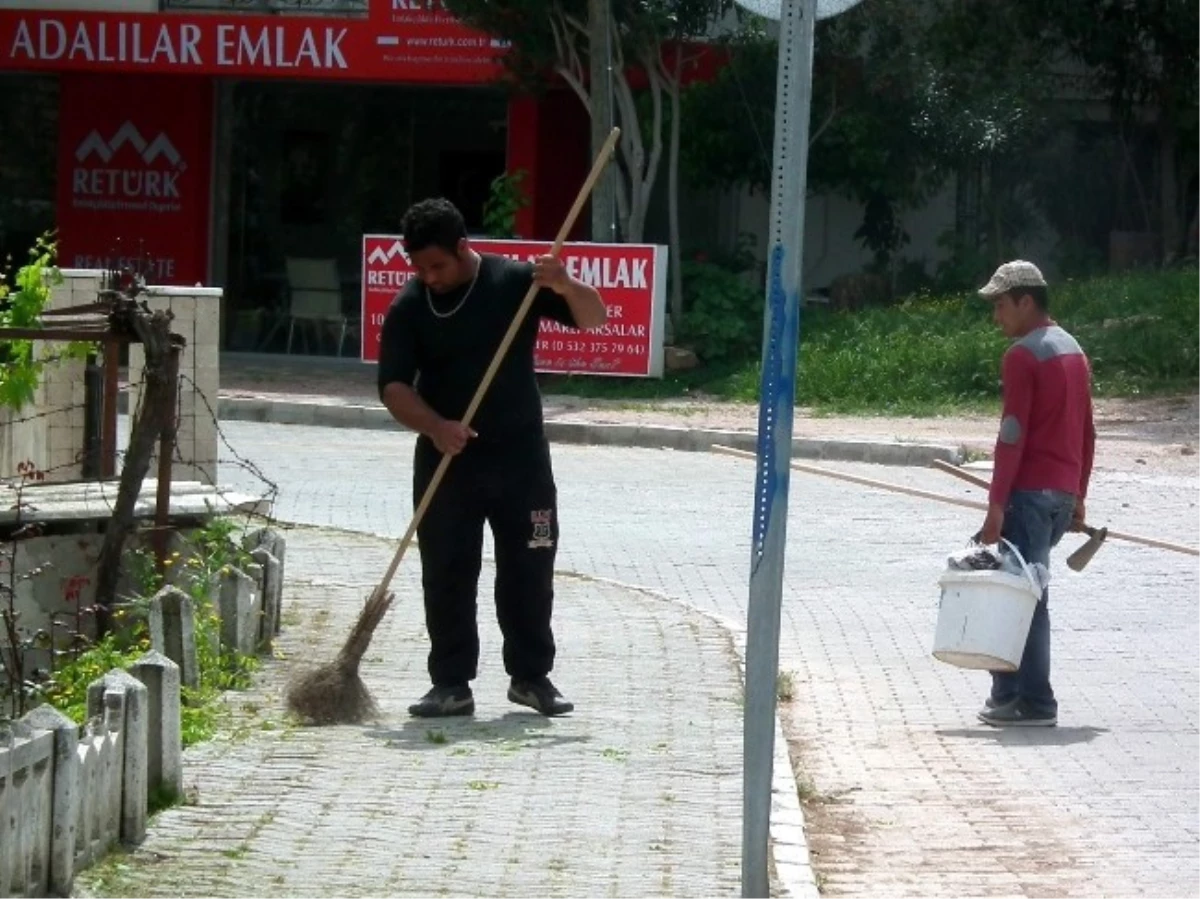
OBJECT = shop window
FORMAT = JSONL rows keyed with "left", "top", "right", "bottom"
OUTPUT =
{"left": 0, "top": 74, "right": 58, "bottom": 277}
{"left": 224, "top": 81, "right": 507, "bottom": 356}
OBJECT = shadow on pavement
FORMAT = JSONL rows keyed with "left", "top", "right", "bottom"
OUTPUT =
{"left": 936, "top": 725, "right": 1109, "bottom": 747}
{"left": 361, "top": 711, "right": 593, "bottom": 752}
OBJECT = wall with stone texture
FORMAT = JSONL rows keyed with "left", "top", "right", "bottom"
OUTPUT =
{"left": 0, "top": 270, "right": 94, "bottom": 484}
{"left": 127, "top": 286, "right": 223, "bottom": 486}
{"left": 1, "top": 270, "right": 222, "bottom": 487}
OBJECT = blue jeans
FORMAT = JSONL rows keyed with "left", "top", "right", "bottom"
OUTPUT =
{"left": 990, "top": 489, "right": 1076, "bottom": 713}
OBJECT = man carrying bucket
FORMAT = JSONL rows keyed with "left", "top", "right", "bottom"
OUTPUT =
{"left": 975, "top": 260, "right": 1095, "bottom": 727}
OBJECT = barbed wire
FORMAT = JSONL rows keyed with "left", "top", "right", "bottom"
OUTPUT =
{"left": 177, "top": 372, "right": 281, "bottom": 524}
{"left": 2, "top": 401, "right": 93, "bottom": 428}
{"left": 3, "top": 367, "right": 280, "bottom": 537}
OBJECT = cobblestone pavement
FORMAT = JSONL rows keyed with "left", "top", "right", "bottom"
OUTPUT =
{"left": 212, "top": 420, "right": 1199, "bottom": 898}
{"left": 74, "top": 528, "right": 745, "bottom": 898}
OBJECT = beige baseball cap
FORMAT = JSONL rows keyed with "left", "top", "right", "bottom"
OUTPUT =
{"left": 977, "top": 260, "right": 1047, "bottom": 298}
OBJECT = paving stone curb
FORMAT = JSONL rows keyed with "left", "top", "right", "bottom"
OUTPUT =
{"left": 566, "top": 572, "right": 820, "bottom": 899}
{"left": 204, "top": 396, "right": 964, "bottom": 467}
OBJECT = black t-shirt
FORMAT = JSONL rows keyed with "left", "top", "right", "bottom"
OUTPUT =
{"left": 377, "top": 253, "right": 577, "bottom": 447}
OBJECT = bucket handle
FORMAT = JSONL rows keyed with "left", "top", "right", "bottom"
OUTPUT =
{"left": 998, "top": 538, "right": 1042, "bottom": 597}
{"left": 968, "top": 533, "right": 1042, "bottom": 597}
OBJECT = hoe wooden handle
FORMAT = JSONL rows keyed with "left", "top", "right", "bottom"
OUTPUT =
{"left": 929, "top": 459, "right": 1198, "bottom": 557}
{"left": 711, "top": 445, "right": 989, "bottom": 513}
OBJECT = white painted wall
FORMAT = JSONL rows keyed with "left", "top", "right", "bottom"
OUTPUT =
{"left": 728, "top": 180, "right": 960, "bottom": 294}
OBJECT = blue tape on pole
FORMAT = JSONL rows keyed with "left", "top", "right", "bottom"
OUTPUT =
{"left": 752, "top": 242, "right": 799, "bottom": 567}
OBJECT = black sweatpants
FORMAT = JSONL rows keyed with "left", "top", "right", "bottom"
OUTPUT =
{"left": 412, "top": 435, "right": 559, "bottom": 686}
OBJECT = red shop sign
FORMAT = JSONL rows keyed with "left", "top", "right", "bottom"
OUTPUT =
{"left": 0, "top": 1, "right": 506, "bottom": 84}
{"left": 361, "top": 236, "right": 668, "bottom": 378}
{"left": 56, "top": 73, "right": 213, "bottom": 286}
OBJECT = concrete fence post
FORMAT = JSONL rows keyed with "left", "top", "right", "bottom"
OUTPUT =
{"left": 149, "top": 585, "right": 198, "bottom": 689}
{"left": 23, "top": 704, "right": 80, "bottom": 897}
{"left": 217, "top": 566, "right": 259, "bottom": 656}
{"left": 249, "top": 547, "right": 281, "bottom": 651}
{"left": 129, "top": 651, "right": 183, "bottom": 803}
{"left": 88, "top": 670, "right": 149, "bottom": 845}
{"left": 245, "top": 528, "right": 286, "bottom": 636}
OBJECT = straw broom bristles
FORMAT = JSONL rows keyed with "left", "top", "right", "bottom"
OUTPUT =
{"left": 284, "top": 587, "right": 394, "bottom": 725}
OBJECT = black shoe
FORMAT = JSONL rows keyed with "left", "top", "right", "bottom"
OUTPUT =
{"left": 977, "top": 698, "right": 1056, "bottom": 727}
{"left": 508, "top": 676, "right": 574, "bottom": 716}
{"left": 408, "top": 684, "right": 474, "bottom": 718}
{"left": 983, "top": 693, "right": 1015, "bottom": 711}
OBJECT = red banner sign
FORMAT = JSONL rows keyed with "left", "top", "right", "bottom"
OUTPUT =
{"left": 361, "top": 235, "right": 667, "bottom": 377}
{"left": 56, "top": 73, "right": 213, "bottom": 286}
{"left": 0, "top": 2, "right": 506, "bottom": 84}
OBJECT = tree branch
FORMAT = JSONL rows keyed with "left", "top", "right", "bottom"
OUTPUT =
{"left": 550, "top": 8, "right": 586, "bottom": 91}
{"left": 93, "top": 305, "right": 177, "bottom": 635}
{"left": 555, "top": 64, "right": 591, "bottom": 110}
{"left": 810, "top": 79, "right": 838, "bottom": 148}
{"left": 640, "top": 47, "right": 665, "bottom": 219}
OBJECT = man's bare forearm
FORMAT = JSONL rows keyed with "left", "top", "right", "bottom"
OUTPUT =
{"left": 382, "top": 382, "right": 443, "bottom": 436}
{"left": 561, "top": 280, "right": 607, "bottom": 330}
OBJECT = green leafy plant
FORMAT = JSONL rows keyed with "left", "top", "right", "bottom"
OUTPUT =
{"left": 481, "top": 169, "right": 530, "bottom": 239}
{"left": 38, "top": 631, "right": 151, "bottom": 725}
{"left": 29, "top": 517, "right": 261, "bottom": 747}
{"left": 540, "top": 267, "right": 1198, "bottom": 414}
{"left": 0, "top": 234, "right": 93, "bottom": 413}
{"left": 676, "top": 258, "right": 765, "bottom": 363}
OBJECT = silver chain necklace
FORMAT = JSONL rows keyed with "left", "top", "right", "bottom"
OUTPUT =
{"left": 426, "top": 254, "right": 481, "bottom": 319}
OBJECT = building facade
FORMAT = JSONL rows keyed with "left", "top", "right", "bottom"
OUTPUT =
{"left": 0, "top": 0, "right": 592, "bottom": 355}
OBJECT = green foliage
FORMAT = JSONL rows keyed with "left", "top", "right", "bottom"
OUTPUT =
{"left": 443, "top": 0, "right": 733, "bottom": 243}
{"left": 0, "top": 234, "right": 94, "bottom": 413}
{"left": 481, "top": 169, "right": 530, "bottom": 238}
{"left": 1023, "top": 0, "right": 1199, "bottom": 127}
{"left": 38, "top": 631, "right": 152, "bottom": 725}
{"left": 681, "top": 0, "right": 1152, "bottom": 267}
{"left": 677, "top": 253, "right": 764, "bottom": 363}
{"left": 540, "top": 268, "right": 1199, "bottom": 413}
{"left": 677, "top": 30, "right": 775, "bottom": 195}
{"left": 679, "top": 0, "right": 950, "bottom": 263}
{"left": 794, "top": 294, "right": 1007, "bottom": 412}
{"left": 170, "top": 519, "right": 259, "bottom": 746}
{"left": 443, "top": 0, "right": 731, "bottom": 86}
{"left": 34, "top": 517, "right": 260, "bottom": 747}
{"left": 677, "top": 261, "right": 761, "bottom": 362}
{"left": 799, "top": 268, "right": 1200, "bottom": 411}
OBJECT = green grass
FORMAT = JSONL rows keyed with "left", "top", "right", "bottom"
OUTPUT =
{"left": 538, "top": 268, "right": 1198, "bottom": 414}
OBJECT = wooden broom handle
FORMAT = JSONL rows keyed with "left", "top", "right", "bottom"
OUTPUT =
{"left": 375, "top": 127, "right": 623, "bottom": 596}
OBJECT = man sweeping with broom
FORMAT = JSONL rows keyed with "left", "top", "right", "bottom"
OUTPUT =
{"left": 376, "top": 198, "right": 607, "bottom": 719}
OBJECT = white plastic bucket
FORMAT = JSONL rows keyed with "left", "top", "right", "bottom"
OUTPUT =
{"left": 932, "top": 539, "right": 1042, "bottom": 671}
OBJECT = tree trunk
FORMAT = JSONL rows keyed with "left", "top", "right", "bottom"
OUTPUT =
{"left": 612, "top": 68, "right": 647, "bottom": 241}
{"left": 666, "top": 49, "right": 684, "bottom": 336}
{"left": 588, "top": 0, "right": 616, "bottom": 242}
{"left": 93, "top": 310, "right": 177, "bottom": 636}
{"left": 1159, "top": 114, "right": 1180, "bottom": 261}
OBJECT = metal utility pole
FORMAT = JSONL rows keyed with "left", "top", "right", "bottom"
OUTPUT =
{"left": 588, "top": 0, "right": 616, "bottom": 242}
{"left": 736, "top": 0, "right": 866, "bottom": 892}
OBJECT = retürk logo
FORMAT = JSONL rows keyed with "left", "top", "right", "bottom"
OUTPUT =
{"left": 71, "top": 121, "right": 185, "bottom": 213}
{"left": 367, "top": 240, "right": 409, "bottom": 265}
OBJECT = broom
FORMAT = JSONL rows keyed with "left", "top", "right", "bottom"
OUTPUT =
{"left": 286, "top": 127, "right": 622, "bottom": 725}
